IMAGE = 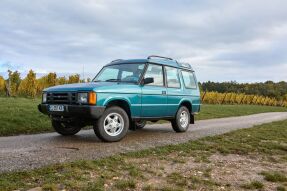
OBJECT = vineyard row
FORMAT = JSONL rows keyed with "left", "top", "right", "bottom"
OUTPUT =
{"left": 201, "top": 91, "right": 287, "bottom": 107}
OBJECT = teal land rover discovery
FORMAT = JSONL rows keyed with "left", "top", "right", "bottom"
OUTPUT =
{"left": 38, "top": 56, "right": 201, "bottom": 142}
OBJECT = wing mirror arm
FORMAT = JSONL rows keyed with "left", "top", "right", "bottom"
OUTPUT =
{"left": 141, "top": 77, "right": 154, "bottom": 85}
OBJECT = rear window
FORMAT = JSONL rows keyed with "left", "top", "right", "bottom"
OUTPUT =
{"left": 165, "top": 67, "right": 181, "bottom": 88}
{"left": 181, "top": 70, "right": 197, "bottom": 89}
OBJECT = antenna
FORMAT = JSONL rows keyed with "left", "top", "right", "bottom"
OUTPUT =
{"left": 82, "top": 64, "right": 85, "bottom": 82}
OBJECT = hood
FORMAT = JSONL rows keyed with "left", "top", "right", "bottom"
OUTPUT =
{"left": 44, "top": 82, "right": 117, "bottom": 92}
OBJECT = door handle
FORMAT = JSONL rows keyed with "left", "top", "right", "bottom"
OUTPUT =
{"left": 162, "top": 91, "right": 166, "bottom": 95}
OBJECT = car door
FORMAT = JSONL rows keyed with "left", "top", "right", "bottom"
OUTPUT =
{"left": 141, "top": 64, "right": 168, "bottom": 117}
{"left": 165, "top": 66, "right": 183, "bottom": 117}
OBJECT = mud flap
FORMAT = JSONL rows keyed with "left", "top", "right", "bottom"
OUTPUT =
{"left": 190, "top": 114, "right": 195, "bottom": 124}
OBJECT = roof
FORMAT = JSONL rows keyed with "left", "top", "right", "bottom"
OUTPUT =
{"left": 105, "top": 56, "right": 194, "bottom": 71}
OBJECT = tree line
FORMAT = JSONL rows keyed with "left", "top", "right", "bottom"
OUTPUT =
{"left": 0, "top": 70, "right": 286, "bottom": 106}
{"left": 200, "top": 81, "right": 287, "bottom": 101}
{"left": 0, "top": 70, "right": 88, "bottom": 98}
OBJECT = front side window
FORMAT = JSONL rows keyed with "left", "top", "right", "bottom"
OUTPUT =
{"left": 94, "top": 63, "right": 145, "bottom": 83}
{"left": 144, "top": 64, "right": 164, "bottom": 86}
{"left": 166, "top": 67, "right": 180, "bottom": 88}
{"left": 181, "top": 70, "right": 197, "bottom": 89}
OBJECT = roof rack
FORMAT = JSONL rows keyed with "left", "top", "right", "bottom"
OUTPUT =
{"left": 178, "top": 62, "right": 192, "bottom": 69}
{"left": 111, "top": 59, "right": 123, "bottom": 63}
{"left": 147, "top": 55, "right": 173, "bottom": 60}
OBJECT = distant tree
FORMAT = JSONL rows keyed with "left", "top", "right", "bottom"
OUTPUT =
{"left": 47, "top": 73, "right": 57, "bottom": 87}
{"left": 36, "top": 76, "right": 48, "bottom": 95}
{"left": 0, "top": 76, "right": 5, "bottom": 94}
{"left": 201, "top": 81, "right": 287, "bottom": 100}
{"left": 68, "top": 74, "right": 80, "bottom": 84}
{"left": 87, "top": 78, "right": 91, "bottom": 82}
{"left": 35, "top": 72, "right": 58, "bottom": 95}
{"left": 18, "top": 70, "right": 37, "bottom": 97}
{"left": 57, "top": 77, "right": 67, "bottom": 85}
{"left": 6, "top": 70, "right": 21, "bottom": 96}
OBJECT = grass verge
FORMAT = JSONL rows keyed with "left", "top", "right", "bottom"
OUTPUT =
{"left": 0, "top": 97, "right": 286, "bottom": 136}
{"left": 0, "top": 120, "right": 287, "bottom": 190}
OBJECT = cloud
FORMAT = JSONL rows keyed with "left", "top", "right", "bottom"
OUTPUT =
{"left": 0, "top": 60, "right": 22, "bottom": 71}
{"left": 0, "top": 0, "right": 286, "bottom": 82}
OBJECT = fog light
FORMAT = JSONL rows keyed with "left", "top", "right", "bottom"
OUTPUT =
{"left": 42, "top": 93, "right": 47, "bottom": 103}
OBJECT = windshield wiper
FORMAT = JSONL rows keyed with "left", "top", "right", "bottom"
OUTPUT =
{"left": 105, "top": 79, "right": 121, "bottom": 82}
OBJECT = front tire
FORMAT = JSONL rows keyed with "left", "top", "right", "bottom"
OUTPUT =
{"left": 94, "top": 106, "right": 129, "bottom": 142}
{"left": 171, "top": 106, "right": 190, "bottom": 132}
{"left": 52, "top": 120, "right": 82, "bottom": 136}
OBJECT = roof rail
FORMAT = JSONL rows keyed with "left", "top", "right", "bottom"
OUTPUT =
{"left": 147, "top": 55, "right": 173, "bottom": 60}
{"left": 178, "top": 62, "right": 192, "bottom": 69}
{"left": 111, "top": 59, "right": 123, "bottom": 63}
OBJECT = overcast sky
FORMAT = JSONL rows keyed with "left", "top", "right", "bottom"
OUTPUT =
{"left": 0, "top": 0, "right": 287, "bottom": 82}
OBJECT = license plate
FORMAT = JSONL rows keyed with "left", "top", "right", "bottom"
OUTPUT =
{"left": 49, "top": 105, "right": 65, "bottom": 112}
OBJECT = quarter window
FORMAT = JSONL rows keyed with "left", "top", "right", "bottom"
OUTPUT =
{"left": 166, "top": 67, "right": 180, "bottom": 88}
{"left": 181, "top": 70, "right": 197, "bottom": 89}
{"left": 144, "top": 64, "right": 164, "bottom": 86}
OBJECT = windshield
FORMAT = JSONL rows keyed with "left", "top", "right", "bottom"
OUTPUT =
{"left": 94, "top": 63, "right": 146, "bottom": 83}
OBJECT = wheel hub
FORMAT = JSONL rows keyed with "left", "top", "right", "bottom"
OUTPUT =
{"left": 104, "top": 113, "right": 124, "bottom": 136}
{"left": 179, "top": 111, "right": 189, "bottom": 128}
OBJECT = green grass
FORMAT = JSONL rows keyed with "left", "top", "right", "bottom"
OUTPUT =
{"left": 1, "top": 119, "right": 286, "bottom": 191}
{"left": 277, "top": 186, "right": 287, "bottom": 191}
{"left": 196, "top": 104, "right": 287, "bottom": 120}
{"left": 114, "top": 179, "right": 136, "bottom": 190}
{"left": 0, "top": 97, "right": 51, "bottom": 136}
{"left": 167, "top": 172, "right": 187, "bottom": 187}
{"left": 261, "top": 171, "right": 287, "bottom": 182}
{"left": 241, "top": 181, "right": 264, "bottom": 189}
{"left": 0, "top": 97, "right": 286, "bottom": 136}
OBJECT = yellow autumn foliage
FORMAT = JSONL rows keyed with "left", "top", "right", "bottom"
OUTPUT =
{"left": 18, "top": 70, "right": 37, "bottom": 97}
{"left": 0, "top": 76, "right": 5, "bottom": 94}
{"left": 202, "top": 91, "right": 284, "bottom": 107}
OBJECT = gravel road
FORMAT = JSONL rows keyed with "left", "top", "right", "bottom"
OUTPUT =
{"left": 1, "top": 112, "right": 287, "bottom": 173}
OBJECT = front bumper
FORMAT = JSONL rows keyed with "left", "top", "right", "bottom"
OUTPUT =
{"left": 38, "top": 104, "right": 105, "bottom": 119}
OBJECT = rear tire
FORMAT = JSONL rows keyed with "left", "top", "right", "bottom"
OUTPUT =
{"left": 171, "top": 106, "right": 190, "bottom": 132}
{"left": 94, "top": 106, "right": 129, "bottom": 142}
{"left": 52, "top": 120, "right": 82, "bottom": 136}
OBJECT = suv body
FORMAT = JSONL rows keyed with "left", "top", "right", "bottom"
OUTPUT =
{"left": 38, "top": 56, "right": 201, "bottom": 142}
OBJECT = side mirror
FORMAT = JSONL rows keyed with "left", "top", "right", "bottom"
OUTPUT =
{"left": 143, "top": 77, "right": 154, "bottom": 85}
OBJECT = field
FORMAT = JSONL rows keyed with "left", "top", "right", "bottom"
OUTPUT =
{"left": 0, "top": 119, "right": 286, "bottom": 190}
{"left": 0, "top": 97, "right": 287, "bottom": 136}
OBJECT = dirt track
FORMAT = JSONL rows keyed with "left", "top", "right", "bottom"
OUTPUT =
{"left": 1, "top": 112, "right": 287, "bottom": 173}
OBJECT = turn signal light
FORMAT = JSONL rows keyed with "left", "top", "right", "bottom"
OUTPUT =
{"left": 89, "top": 92, "right": 97, "bottom": 105}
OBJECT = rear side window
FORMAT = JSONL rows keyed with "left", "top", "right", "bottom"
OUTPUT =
{"left": 181, "top": 70, "right": 197, "bottom": 89}
{"left": 166, "top": 67, "right": 180, "bottom": 88}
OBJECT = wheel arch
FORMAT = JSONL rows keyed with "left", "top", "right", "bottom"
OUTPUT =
{"left": 178, "top": 100, "right": 194, "bottom": 124}
{"left": 179, "top": 100, "right": 192, "bottom": 113}
{"left": 104, "top": 98, "right": 132, "bottom": 119}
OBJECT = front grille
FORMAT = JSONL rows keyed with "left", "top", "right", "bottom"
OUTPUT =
{"left": 47, "top": 92, "right": 77, "bottom": 104}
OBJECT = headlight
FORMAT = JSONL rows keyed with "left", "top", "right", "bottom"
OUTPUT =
{"left": 42, "top": 93, "right": 47, "bottom": 103}
{"left": 78, "top": 93, "right": 88, "bottom": 104}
